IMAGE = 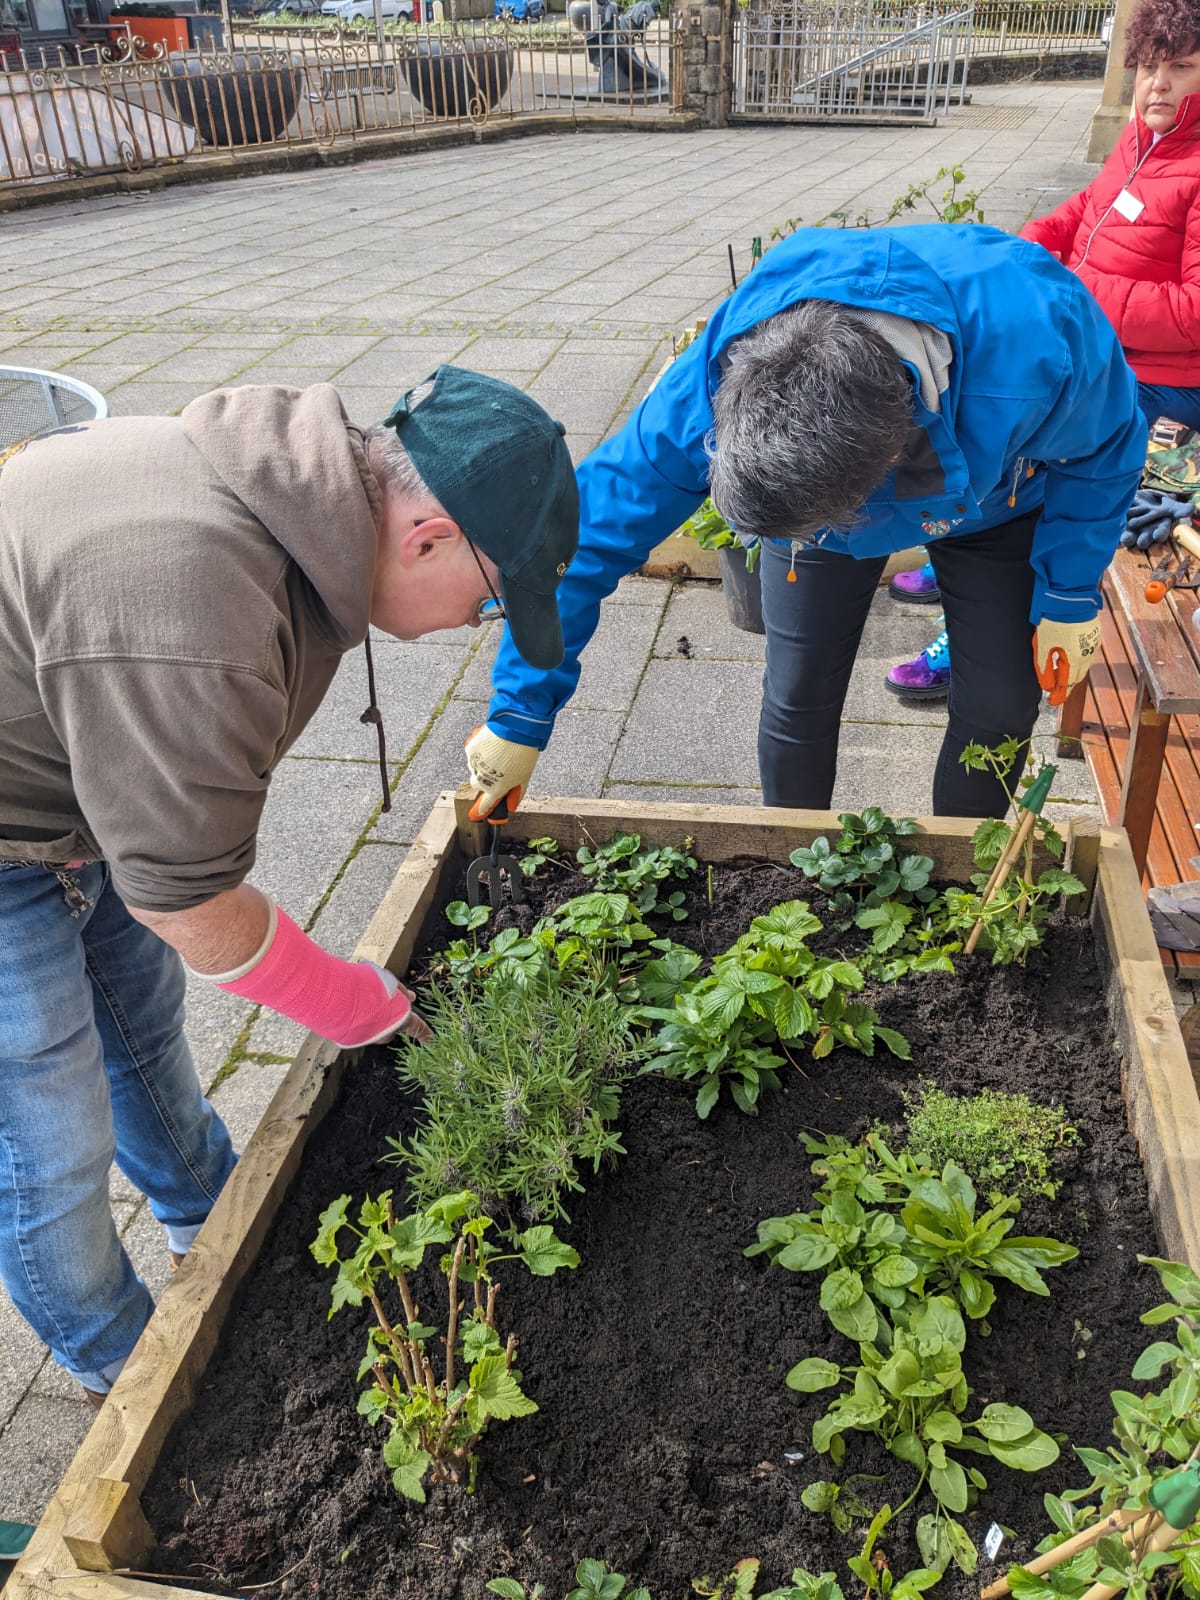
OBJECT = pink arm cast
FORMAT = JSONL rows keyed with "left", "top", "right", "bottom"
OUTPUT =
{"left": 213, "top": 903, "right": 412, "bottom": 1048}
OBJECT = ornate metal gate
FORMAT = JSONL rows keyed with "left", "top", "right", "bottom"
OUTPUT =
{"left": 734, "top": 0, "right": 972, "bottom": 121}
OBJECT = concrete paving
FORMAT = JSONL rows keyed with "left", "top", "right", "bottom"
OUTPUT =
{"left": 0, "top": 80, "right": 1114, "bottom": 1530}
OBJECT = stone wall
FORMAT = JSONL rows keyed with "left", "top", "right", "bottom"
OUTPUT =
{"left": 674, "top": 0, "right": 733, "bottom": 125}
{"left": 967, "top": 47, "right": 1104, "bottom": 82}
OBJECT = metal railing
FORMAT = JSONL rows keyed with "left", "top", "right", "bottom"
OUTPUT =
{"left": 0, "top": 18, "right": 677, "bottom": 188}
{"left": 734, "top": 0, "right": 971, "bottom": 120}
{"left": 966, "top": 0, "right": 1111, "bottom": 55}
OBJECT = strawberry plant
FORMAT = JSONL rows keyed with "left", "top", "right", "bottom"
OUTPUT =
{"left": 790, "top": 811, "right": 935, "bottom": 909}
{"left": 312, "top": 1189, "right": 577, "bottom": 1502}
{"left": 576, "top": 831, "right": 697, "bottom": 918}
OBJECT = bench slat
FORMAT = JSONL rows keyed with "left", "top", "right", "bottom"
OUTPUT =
{"left": 1108, "top": 548, "right": 1200, "bottom": 712}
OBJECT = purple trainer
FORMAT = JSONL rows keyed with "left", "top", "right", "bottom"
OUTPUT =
{"left": 885, "top": 629, "right": 950, "bottom": 699}
{"left": 889, "top": 560, "right": 940, "bottom": 604}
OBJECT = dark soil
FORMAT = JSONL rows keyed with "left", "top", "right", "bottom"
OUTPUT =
{"left": 144, "top": 857, "right": 1163, "bottom": 1600}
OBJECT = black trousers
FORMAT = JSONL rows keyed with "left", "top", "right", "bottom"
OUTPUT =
{"left": 757, "top": 513, "right": 1045, "bottom": 819}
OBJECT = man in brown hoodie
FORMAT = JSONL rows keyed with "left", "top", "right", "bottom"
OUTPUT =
{"left": 0, "top": 368, "right": 577, "bottom": 1404}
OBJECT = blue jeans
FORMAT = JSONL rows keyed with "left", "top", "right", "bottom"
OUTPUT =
{"left": 0, "top": 861, "right": 236, "bottom": 1392}
{"left": 1137, "top": 382, "right": 1200, "bottom": 431}
{"left": 758, "top": 513, "right": 1044, "bottom": 817}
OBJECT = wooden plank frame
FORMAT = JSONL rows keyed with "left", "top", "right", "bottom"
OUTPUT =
{"left": 10, "top": 791, "right": 1200, "bottom": 1600}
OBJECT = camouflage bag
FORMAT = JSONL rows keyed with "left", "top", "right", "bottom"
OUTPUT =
{"left": 1142, "top": 416, "right": 1200, "bottom": 501}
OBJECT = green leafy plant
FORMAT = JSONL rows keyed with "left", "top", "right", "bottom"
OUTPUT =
{"left": 576, "top": 831, "right": 698, "bottom": 918}
{"left": 789, "top": 811, "right": 959, "bottom": 979}
{"left": 999, "top": 1259, "right": 1200, "bottom": 1600}
{"left": 747, "top": 1134, "right": 1076, "bottom": 1334}
{"left": 693, "top": 1559, "right": 761, "bottom": 1598}
{"left": 387, "top": 976, "right": 640, "bottom": 1227}
{"left": 487, "top": 1580, "right": 546, "bottom": 1600}
{"left": 521, "top": 836, "right": 563, "bottom": 876}
{"left": 939, "top": 743, "right": 1083, "bottom": 965}
{"left": 759, "top": 1565, "right": 940, "bottom": 1600}
{"left": 790, "top": 811, "right": 933, "bottom": 907}
{"left": 767, "top": 165, "right": 987, "bottom": 240}
{"left": 884, "top": 165, "right": 986, "bottom": 225}
{"left": 677, "top": 497, "right": 760, "bottom": 571}
{"left": 567, "top": 1561, "right": 652, "bottom": 1600}
{"left": 896, "top": 1081, "right": 1079, "bottom": 1202}
{"left": 312, "top": 1189, "right": 577, "bottom": 1502}
{"left": 641, "top": 902, "right": 909, "bottom": 1117}
{"left": 790, "top": 1294, "right": 1060, "bottom": 1574}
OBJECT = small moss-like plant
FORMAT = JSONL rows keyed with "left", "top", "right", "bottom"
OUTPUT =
{"left": 896, "top": 1081, "right": 1079, "bottom": 1202}
{"left": 313, "top": 1189, "right": 578, "bottom": 1502}
{"left": 387, "top": 975, "right": 641, "bottom": 1227}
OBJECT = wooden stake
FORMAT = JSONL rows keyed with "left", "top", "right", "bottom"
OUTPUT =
{"left": 965, "top": 807, "right": 1038, "bottom": 955}
{"left": 980, "top": 1507, "right": 1147, "bottom": 1600}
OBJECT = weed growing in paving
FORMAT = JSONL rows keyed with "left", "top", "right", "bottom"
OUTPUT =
{"left": 312, "top": 1189, "right": 577, "bottom": 1502}
{"left": 895, "top": 1081, "right": 1079, "bottom": 1203}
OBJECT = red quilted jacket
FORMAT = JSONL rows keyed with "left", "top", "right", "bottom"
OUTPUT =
{"left": 1020, "top": 93, "right": 1200, "bottom": 384}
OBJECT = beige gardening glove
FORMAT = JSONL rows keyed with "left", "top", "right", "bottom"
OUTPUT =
{"left": 464, "top": 725, "right": 540, "bottom": 823}
{"left": 1032, "top": 617, "right": 1102, "bottom": 707}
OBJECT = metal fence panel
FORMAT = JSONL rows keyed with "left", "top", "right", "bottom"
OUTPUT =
{"left": 734, "top": 1, "right": 972, "bottom": 121}
{"left": 0, "top": 18, "right": 677, "bottom": 189}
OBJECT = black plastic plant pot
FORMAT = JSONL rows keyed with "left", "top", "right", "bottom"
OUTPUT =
{"left": 400, "top": 37, "right": 512, "bottom": 117}
{"left": 718, "top": 544, "right": 765, "bottom": 634}
{"left": 162, "top": 51, "right": 303, "bottom": 146}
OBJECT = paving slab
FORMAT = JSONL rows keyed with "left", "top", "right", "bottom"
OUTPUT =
{"left": 0, "top": 1399, "right": 94, "bottom": 1526}
{"left": 252, "top": 755, "right": 389, "bottom": 929}
{"left": 290, "top": 639, "right": 473, "bottom": 763}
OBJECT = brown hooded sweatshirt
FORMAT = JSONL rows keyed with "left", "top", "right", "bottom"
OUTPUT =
{"left": 0, "top": 384, "right": 380, "bottom": 912}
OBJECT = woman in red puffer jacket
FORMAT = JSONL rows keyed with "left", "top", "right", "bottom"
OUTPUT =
{"left": 1021, "top": 0, "right": 1200, "bottom": 429}
{"left": 884, "top": 0, "right": 1200, "bottom": 698}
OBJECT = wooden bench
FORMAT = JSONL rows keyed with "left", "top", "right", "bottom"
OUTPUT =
{"left": 1058, "top": 544, "right": 1200, "bottom": 973}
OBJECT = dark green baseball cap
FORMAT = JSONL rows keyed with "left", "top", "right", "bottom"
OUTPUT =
{"left": 383, "top": 366, "right": 579, "bottom": 670}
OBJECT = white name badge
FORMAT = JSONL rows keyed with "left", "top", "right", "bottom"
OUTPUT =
{"left": 1113, "top": 187, "right": 1145, "bottom": 221}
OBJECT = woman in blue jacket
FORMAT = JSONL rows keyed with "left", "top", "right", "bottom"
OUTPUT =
{"left": 463, "top": 224, "right": 1146, "bottom": 821}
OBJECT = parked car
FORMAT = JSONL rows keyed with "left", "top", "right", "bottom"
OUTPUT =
{"left": 320, "top": 0, "right": 412, "bottom": 20}
{"left": 258, "top": 0, "right": 323, "bottom": 15}
{"left": 493, "top": 0, "right": 544, "bottom": 18}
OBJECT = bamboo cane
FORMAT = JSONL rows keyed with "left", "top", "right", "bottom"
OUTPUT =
{"left": 979, "top": 1507, "right": 1146, "bottom": 1600}
{"left": 1077, "top": 1514, "right": 1181, "bottom": 1600}
{"left": 965, "top": 806, "right": 1038, "bottom": 955}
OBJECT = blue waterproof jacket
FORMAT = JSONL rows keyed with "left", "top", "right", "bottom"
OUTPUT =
{"left": 487, "top": 223, "right": 1146, "bottom": 751}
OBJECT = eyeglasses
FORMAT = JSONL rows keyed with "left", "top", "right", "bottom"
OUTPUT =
{"left": 467, "top": 539, "right": 506, "bottom": 624}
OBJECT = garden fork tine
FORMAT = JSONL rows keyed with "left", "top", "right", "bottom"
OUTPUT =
{"left": 465, "top": 802, "right": 525, "bottom": 910}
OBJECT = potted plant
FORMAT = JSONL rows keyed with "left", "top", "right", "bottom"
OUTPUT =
{"left": 679, "top": 496, "right": 763, "bottom": 634}
{"left": 399, "top": 34, "right": 513, "bottom": 116}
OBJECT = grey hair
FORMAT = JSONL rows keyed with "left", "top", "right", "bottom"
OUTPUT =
{"left": 361, "top": 378, "right": 441, "bottom": 504}
{"left": 707, "top": 301, "right": 913, "bottom": 542}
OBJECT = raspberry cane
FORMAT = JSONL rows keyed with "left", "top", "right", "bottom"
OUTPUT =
{"left": 205, "top": 903, "right": 428, "bottom": 1047}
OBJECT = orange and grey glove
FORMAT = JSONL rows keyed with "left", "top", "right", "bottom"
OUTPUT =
{"left": 1032, "top": 617, "right": 1102, "bottom": 706}
{"left": 464, "top": 725, "right": 540, "bottom": 823}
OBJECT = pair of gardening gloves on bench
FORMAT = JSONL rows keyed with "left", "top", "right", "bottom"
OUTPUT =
{"left": 1121, "top": 488, "right": 1199, "bottom": 551}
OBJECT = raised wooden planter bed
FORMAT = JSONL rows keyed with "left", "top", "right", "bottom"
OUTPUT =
{"left": 10, "top": 793, "right": 1200, "bottom": 1600}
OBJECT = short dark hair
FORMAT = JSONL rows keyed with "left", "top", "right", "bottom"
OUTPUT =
{"left": 1124, "top": 0, "right": 1200, "bottom": 66}
{"left": 707, "top": 301, "right": 913, "bottom": 543}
